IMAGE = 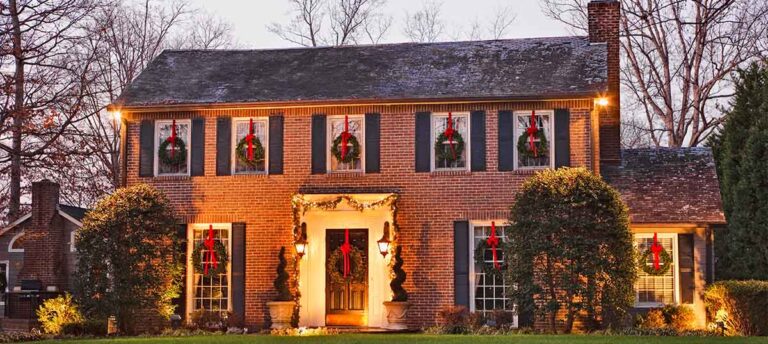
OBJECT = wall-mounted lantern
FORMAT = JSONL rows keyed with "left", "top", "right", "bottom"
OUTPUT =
{"left": 294, "top": 223, "right": 308, "bottom": 258}
{"left": 377, "top": 221, "right": 391, "bottom": 257}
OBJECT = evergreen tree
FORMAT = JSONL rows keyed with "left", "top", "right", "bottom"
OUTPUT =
{"left": 709, "top": 61, "right": 768, "bottom": 280}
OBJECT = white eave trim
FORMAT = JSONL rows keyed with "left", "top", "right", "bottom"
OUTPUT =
{"left": 0, "top": 213, "right": 31, "bottom": 237}
{"left": 58, "top": 209, "right": 83, "bottom": 227}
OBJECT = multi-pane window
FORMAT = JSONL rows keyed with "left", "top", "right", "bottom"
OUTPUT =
{"left": 471, "top": 223, "right": 512, "bottom": 316}
{"left": 635, "top": 234, "right": 677, "bottom": 306}
{"left": 327, "top": 116, "right": 364, "bottom": 172}
{"left": 514, "top": 111, "right": 553, "bottom": 169}
{"left": 232, "top": 118, "right": 268, "bottom": 174}
{"left": 155, "top": 120, "right": 191, "bottom": 176}
{"left": 190, "top": 225, "right": 231, "bottom": 315}
{"left": 432, "top": 113, "right": 469, "bottom": 170}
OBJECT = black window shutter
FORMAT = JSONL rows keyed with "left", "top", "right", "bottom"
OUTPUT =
{"left": 191, "top": 118, "right": 205, "bottom": 176}
{"left": 139, "top": 120, "right": 155, "bottom": 177}
{"left": 415, "top": 112, "right": 431, "bottom": 172}
{"left": 269, "top": 115, "right": 284, "bottom": 175}
{"left": 173, "top": 224, "right": 187, "bottom": 318}
{"left": 231, "top": 222, "right": 246, "bottom": 322}
{"left": 311, "top": 114, "right": 327, "bottom": 174}
{"left": 497, "top": 111, "right": 514, "bottom": 171}
{"left": 365, "top": 113, "right": 381, "bottom": 173}
{"left": 470, "top": 110, "right": 486, "bottom": 171}
{"left": 454, "top": 220, "right": 470, "bottom": 308}
{"left": 678, "top": 234, "right": 695, "bottom": 304}
{"left": 216, "top": 117, "right": 231, "bottom": 176}
{"left": 554, "top": 109, "right": 571, "bottom": 168}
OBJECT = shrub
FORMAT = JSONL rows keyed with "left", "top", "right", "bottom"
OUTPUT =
{"left": 640, "top": 309, "right": 667, "bottom": 329}
{"left": 36, "top": 293, "right": 84, "bottom": 335}
{"left": 0, "top": 330, "right": 50, "bottom": 343}
{"left": 437, "top": 305, "right": 470, "bottom": 334}
{"left": 274, "top": 247, "right": 292, "bottom": 301}
{"left": 61, "top": 319, "right": 108, "bottom": 336}
{"left": 73, "top": 184, "right": 183, "bottom": 335}
{"left": 506, "top": 168, "right": 636, "bottom": 333}
{"left": 663, "top": 305, "right": 696, "bottom": 331}
{"left": 190, "top": 309, "right": 226, "bottom": 331}
{"left": 704, "top": 280, "right": 768, "bottom": 336}
{"left": 491, "top": 310, "right": 516, "bottom": 328}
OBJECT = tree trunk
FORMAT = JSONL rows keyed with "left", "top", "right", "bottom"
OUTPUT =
{"left": 8, "top": 0, "right": 24, "bottom": 221}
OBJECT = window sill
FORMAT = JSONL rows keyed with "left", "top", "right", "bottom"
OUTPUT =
{"left": 509, "top": 168, "right": 550, "bottom": 175}
{"left": 232, "top": 172, "right": 269, "bottom": 178}
{"left": 152, "top": 175, "right": 191, "bottom": 181}
{"left": 326, "top": 171, "right": 365, "bottom": 178}
{"left": 430, "top": 170, "right": 471, "bottom": 177}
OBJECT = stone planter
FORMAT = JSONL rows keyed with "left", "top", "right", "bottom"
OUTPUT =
{"left": 383, "top": 301, "right": 410, "bottom": 330}
{"left": 266, "top": 301, "right": 294, "bottom": 329}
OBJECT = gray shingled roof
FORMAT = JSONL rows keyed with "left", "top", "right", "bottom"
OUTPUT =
{"left": 59, "top": 204, "right": 88, "bottom": 222}
{"left": 603, "top": 148, "right": 726, "bottom": 224}
{"left": 115, "top": 37, "right": 607, "bottom": 107}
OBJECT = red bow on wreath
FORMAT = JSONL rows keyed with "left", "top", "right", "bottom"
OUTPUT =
{"left": 340, "top": 228, "right": 352, "bottom": 278}
{"left": 651, "top": 232, "right": 662, "bottom": 271}
{"left": 340, "top": 115, "right": 352, "bottom": 160}
{"left": 203, "top": 224, "right": 219, "bottom": 275}
{"left": 245, "top": 118, "right": 256, "bottom": 161}
{"left": 444, "top": 112, "right": 457, "bottom": 160}
{"left": 167, "top": 119, "right": 177, "bottom": 159}
{"left": 527, "top": 111, "right": 539, "bottom": 157}
{"left": 486, "top": 221, "right": 501, "bottom": 271}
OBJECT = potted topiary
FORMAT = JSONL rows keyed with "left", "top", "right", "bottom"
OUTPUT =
{"left": 267, "top": 247, "right": 295, "bottom": 329}
{"left": 383, "top": 245, "right": 409, "bottom": 330}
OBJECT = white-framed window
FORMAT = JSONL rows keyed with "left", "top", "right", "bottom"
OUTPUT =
{"left": 231, "top": 117, "right": 269, "bottom": 174}
{"left": 513, "top": 110, "right": 554, "bottom": 169}
{"left": 155, "top": 119, "right": 191, "bottom": 176}
{"left": 635, "top": 233, "right": 679, "bottom": 307}
{"left": 0, "top": 260, "right": 8, "bottom": 304}
{"left": 8, "top": 231, "right": 24, "bottom": 253}
{"left": 187, "top": 223, "right": 232, "bottom": 315}
{"left": 70, "top": 230, "right": 77, "bottom": 252}
{"left": 431, "top": 112, "right": 470, "bottom": 171}
{"left": 469, "top": 221, "right": 515, "bottom": 325}
{"left": 327, "top": 115, "right": 364, "bottom": 172}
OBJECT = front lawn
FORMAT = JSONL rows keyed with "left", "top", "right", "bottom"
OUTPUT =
{"left": 27, "top": 334, "right": 768, "bottom": 344}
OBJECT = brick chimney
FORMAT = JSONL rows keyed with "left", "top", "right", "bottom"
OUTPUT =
{"left": 17, "top": 180, "right": 67, "bottom": 291}
{"left": 588, "top": 0, "right": 621, "bottom": 169}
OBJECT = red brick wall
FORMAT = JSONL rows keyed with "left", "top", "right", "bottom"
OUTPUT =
{"left": 588, "top": 0, "right": 621, "bottom": 168}
{"left": 122, "top": 100, "right": 595, "bottom": 329}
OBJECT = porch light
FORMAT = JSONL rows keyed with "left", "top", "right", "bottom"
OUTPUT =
{"left": 295, "top": 223, "right": 308, "bottom": 258}
{"left": 595, "top": 97, "right": 609, "bottom": 107}
{"left": 377, "top": 222, "right": 391, "bottom": 257}
{"left": 111, "top": 109, "right": 121, "bottom": 121}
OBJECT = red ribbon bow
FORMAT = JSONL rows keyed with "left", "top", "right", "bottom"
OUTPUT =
{"left": 245, "top": 118, "right": 255, "bottom": 161}
{"left": 651, "top": 232, "right": 662, "bottom": 271}
{"left": 340, "top": 228, "right": 352, "bottom": 278}
{"left": 340, "top": 115, "right": 352, "bottom": 161}
{"left": 444, "top": 112, "right": 457, "bottom": 160}
{"left": 203, "top": 224, "right": 219, "bottom": 275}
{"left": 167, "top": 119, "right": 177, "bottom": 159}
{"left": 526, "top": 111, "right": 538, "bottom": 157}
{"left": 486, "top": 221, "right": 501, "bottom": 271}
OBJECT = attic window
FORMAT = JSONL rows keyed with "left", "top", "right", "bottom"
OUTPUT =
{"left": 8, "top": 231, "right": 25, "bottom": 253}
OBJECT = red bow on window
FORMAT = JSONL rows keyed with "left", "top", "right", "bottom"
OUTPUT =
{"left": 340, "top": 228, "right": 352, "bottom": 278}
{"left": 167, "top": 119, "right": 177, "bottom": 159}
{"left": 444, "top": 112, "right": 457, "bottom": 160}
{"left": 486, "top": 221, "right": 501, "bottom": 271}
{"left": 527, "top": 111, "right": 538, "bottom": 157}
{"left": 651, "top": 232, "right": 662, "bottom": 271}
{"left": 245, "top": 118, "right": 256, "bottom": 161}
{"left": 203, "top": 224, "right": 219, "bottom": 275}
{"left": 340, "top": 115, "right": 352, "bottom": 161}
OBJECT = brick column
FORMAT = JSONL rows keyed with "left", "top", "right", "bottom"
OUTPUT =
{"left": 588, "top": 0, "right": 621, "bottom": 169}
{"left": 16, "top": 180, "right": 66, "bottom": 291}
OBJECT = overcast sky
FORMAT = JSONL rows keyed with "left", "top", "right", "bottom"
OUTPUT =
{"left": 186, "top": 0, "right": 575, "bottom": 49}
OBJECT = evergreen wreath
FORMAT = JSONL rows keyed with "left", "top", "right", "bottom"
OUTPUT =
{"left": 158, "top": 137, "right": 187, "bottom": 167}
{"left": 434, "top": 131, "right": 465, "bottom": 163}
{"left": 331, "top": 134, "right": 361, "bottom": 164}
{"left": 327, "top": 246, "right": 366, "bottom": 285}
{"left": 192, "top": 240, "right": 229, "bottom": 278}
{"left": 638, "top": 247, "right": 673, "bottom": 276}
{"left": 474, "top": 240, "right": 507, "bottom": 281}
{"left": 235, "top": 136, "right": 265, "bottom": 168}
{"left": 516, "top": 128, "right": 549, "bottom": 161}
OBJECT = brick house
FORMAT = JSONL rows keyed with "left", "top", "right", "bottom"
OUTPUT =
{"left": 0, "top": 180, "right": 84, "bottom": 324}
{"left": 106, "top": 0, "right": 724, "bottom": 330}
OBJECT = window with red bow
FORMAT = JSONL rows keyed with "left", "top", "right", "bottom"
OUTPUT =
{"left": 432, "top": 112, "right": 469, "bottom": 171}
{"left": 190, "top": 224, "right": 231, "bottom": 315}
{"left": 514, "top": 110, "right": 553, "bottom": 169}
{"left": 327, "top": 115, "right": 364, "bottom": 172}
{"left": 635, "top": 233, "right": 678, "bottom": 307}
{"left": 155, "top": 119, "right": 191, "bottom": 176}
{"left": 232, "top": 117, "right": 269, "bottom": 174}
{"left": 471, "top": 222, "right": 513, "bottom": 317}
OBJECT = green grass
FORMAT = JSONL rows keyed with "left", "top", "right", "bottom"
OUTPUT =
{"left": 26, "top": 334, "right": 768, "bottom": 344}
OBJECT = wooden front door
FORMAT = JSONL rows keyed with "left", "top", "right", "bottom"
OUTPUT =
{"left": 325, "top": 229, "right": 368, "bottom": 326}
